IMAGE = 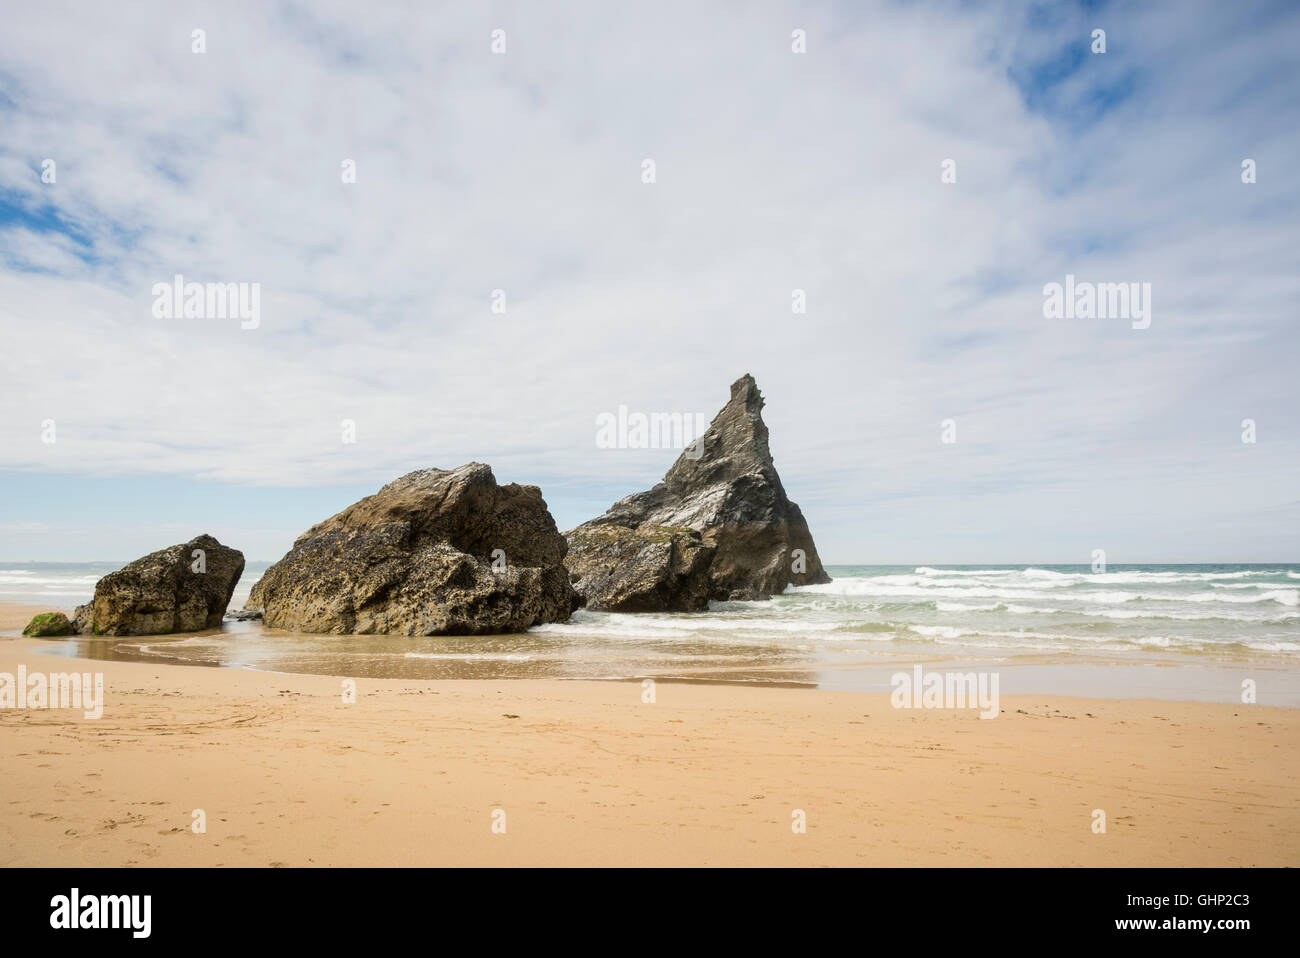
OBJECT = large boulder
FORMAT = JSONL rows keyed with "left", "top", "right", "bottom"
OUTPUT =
{"left": 72, "top": 534, "right": 244, "bottom": 636}
{"left": 565, "top": 374, "right": 830, "bottom": 611}
{"left": 246, "top": 463, "right": 576, "bottom": 635}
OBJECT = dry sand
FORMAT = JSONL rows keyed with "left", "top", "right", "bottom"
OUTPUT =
{"left": 0, "top": 603, "right": 58, "bottom": 632}
{"left": 1, "top": 602, "right": 1297, "bottom": 866}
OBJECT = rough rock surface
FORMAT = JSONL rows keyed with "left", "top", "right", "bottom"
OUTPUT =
{"left": 224, "top": 609, "right": 263, "bottom": 622}
{"left": 565, "top": 374, "right": 830, "bottom": 611}
{"left": 246, "top": 463, "right": 576, "bottom": 635}
{"left": 72, "top": 534, "right": 244, "bottom": 636}
{"left": 22, "top": 612, "right": 73, "bottom": 637}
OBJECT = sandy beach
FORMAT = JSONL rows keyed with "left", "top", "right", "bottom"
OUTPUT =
{"left": 2, "top": 601, "right": 1297, "bottom": 867}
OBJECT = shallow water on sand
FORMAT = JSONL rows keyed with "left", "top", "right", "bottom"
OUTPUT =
{"left": 14, "top": 564, "right": 1300, "bottom": 705}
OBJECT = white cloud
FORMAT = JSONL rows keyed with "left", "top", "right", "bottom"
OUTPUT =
{"left": 0, "top": 0, "right": 1296, "bottom": 561}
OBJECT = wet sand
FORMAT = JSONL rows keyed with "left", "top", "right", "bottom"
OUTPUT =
{"left": 14, "top": 597, "right": 1300, "bottom": 706}
{"left": 2, "top": 622, "right": 1297, "bottom": 866}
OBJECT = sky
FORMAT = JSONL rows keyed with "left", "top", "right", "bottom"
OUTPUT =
{"left": 0, "top": 0, "right": 1297, "bottom": 564}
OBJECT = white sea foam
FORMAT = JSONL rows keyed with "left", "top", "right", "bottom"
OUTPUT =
{"left": 914, "top": 567, "right": 1020, "bottom": 577}
{"left": 534, "top": 611, "right": 844, "bottom": 637}
{"left": 16, "top": 564, "right": 1299, "bottom": 664}
{"left": 908, "top": 624, "right": 970, "bottom": 639}
{"left": 911, "top": 567, "right": 1280, "bottom": 583}
{"left": 0, "top": 573, "right": 100, "bottom": 585}
{"left": 1180, "top": 590, "right": 1298, "bottom": 605}
{"left": 795, "top": 582, "right": 1141, "bottom": 603}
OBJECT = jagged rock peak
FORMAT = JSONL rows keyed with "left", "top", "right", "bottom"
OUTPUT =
{"left": 565, "top": 375, "right": 830, "bottom": 612}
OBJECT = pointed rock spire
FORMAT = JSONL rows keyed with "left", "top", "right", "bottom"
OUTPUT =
{"left": 565, "top": 375, "right": 830, "bottom": 612}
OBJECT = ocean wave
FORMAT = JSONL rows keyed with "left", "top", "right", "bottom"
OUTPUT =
{"left": 0, "top": 574, "right": 101, "bottom": 585}
{"left": 793, "top": 579, "right": 1299, "bottom": 606}
{"left": 910, "top": 567, "right": 1283, "bottom": 583}
{"left": 914, "top": 567, "right": 1021, "bottom": 577}
{"left": 1084, "top": 572, "right": 1283, "bottom": 584}
{"left": 871, "top": 600, "right": 938, "bottom": 613}
{"left": 926, "top": 601, "right": 1297, "bottom": 623}
{"left": 907, "top": 624, "right": 970, "bottom": 639}
{"left": 911, "top": 630, "right": 1295, "bottom": 655}
{"left": 403, "top": 652, "right": 533, "bottom": 661}
{"left": 534, "top": 611, "right": 845, "bottom": 637}
{"left": 906, "top": 624, "right": 1073, "bottom": 642}
{"left": 1065, "top": 608, "right": 1298, "bottom": 622}
{"left": 832, "top": 621, "right": 899, "bottom": 633}
{"left": 0, "top": 589, "right": 96, "bottom": 598}
{"left": 1181, "top": 590, "right": 1298, "bottom": 606}
{"left": 796, "top": 582, "right": 1139, "bottom": 603}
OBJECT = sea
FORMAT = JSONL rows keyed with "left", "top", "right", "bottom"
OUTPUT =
{"left": 5, "top": 563, "right": 1299, "bottom": 703}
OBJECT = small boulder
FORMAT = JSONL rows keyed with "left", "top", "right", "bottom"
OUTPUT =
{"left": 21, "top": 611, "right": 73, "bottom": 637}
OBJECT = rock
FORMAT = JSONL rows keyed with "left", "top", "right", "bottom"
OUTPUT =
{"left": 72, "top": 534, "right": 245, "bottom": 636}
{"left": 564, "top": 523, "right": 717, "bottom": 612}
{"left": 223, "top": 609, "right": 263, "bottom": 622}
{"left": 21, "top": 611, "right": 73, "bottom": 637}
{"left": 565, "top": 374, "right": 830, "bottom": 611}
{"left": 245, "top": 462, "right": 576, "bottom": 635}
